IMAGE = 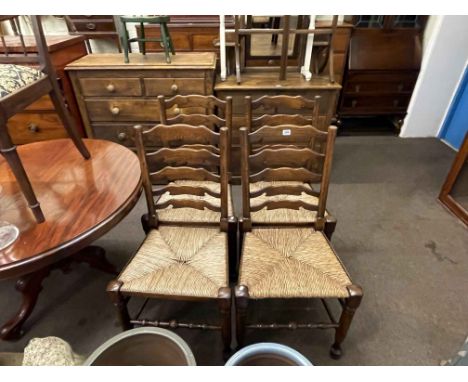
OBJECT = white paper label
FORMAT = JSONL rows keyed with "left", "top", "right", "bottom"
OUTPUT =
{"left": 282, "top": 129, "right": 291, "bottom": 136}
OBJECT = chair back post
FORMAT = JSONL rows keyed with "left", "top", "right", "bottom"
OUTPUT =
{"left": 316, "top": 125, "right": 337, "bottom": 230}
{"left": 240, "top": 127, "right": 252, "bottom": 231}
{"left": 245, "top": 95, "right": 252, "bottom": 131}
{"left": 30, "top": 16, "right": 51, "bottom": 74}
{"left": 134, "top": 124, "right": 159, "bottom": 228}
{"left": 157, "top": 95, "right": 168, "bottom": 124}
{"left": 328, "top": 15, "right": 338, "bottom": 84}
{"left": 225, "top": 96, "right": 233, "bottom": 172}
{"left": 219, "top": 126, "right": 229, "bottom": 231}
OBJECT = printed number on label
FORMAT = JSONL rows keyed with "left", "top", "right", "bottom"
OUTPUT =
{"left": 282, "top": 129, "right": 291, "bottom": 136}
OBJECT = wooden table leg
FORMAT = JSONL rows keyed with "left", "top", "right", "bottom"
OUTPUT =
{"left": 0, "top": 267, "right": 51, "bottom": 340}
{"left": 0, "top": 246, "right": 117, "bottom": 340}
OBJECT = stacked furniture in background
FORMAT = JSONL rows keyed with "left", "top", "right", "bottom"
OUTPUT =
{"left": 0, "top": 15, "right": 89, "bottom": 223}
{"left": 0, "top": 16, "right": 88, "bottom": 144}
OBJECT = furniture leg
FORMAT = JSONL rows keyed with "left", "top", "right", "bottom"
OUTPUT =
{"left": 121, "top": 21, "right": 130, "bottom": 63}
{"left": 234, "top": 285, "right": 249, "bottom": 349}
{"left": 73, "top": 246, "right": 118, "bottom": 275}
{"left": 0, "top": 120, "right": 45, "bottom": 223}
{"left": 164, "top": 23, "right": 175, "bottom": 55}
{"left": 0, "top": 267, "right": 51, "bottom": 340}
{"left": 48, "top": 84, "right": 90, "bottom": 160}
{"left": 228, "top": 217, "right": 238, "bottom": 282}
{"left": 330, "top": 285, "right": 363, "bottom": 359}
{"left": 107, "top": 280, "right": 133, "bottom": 331}
{"left": 324, "top": 216, "right": 338, "bottom": 240}
{"left": 218, "top": 287, "right": 232, "bottom": 358}
{"left": 139, "top": 22, "right": 146, "bottom": 55}
{"left": 141, "top": 213, "right": 151, "bottom": 234}
{"left": 159, "top": 22, "right": 171, "bottom": 63}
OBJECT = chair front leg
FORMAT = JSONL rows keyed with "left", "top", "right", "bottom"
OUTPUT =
{"left": 218, "top": 287, "right": 232, "bottom": 358}
{"left": 234, "top": 285, "right": 249, "bottom": 349}
{"left": 0, "top": 122, "right": 45, "bottom": 223}
{"left": 107, "top": 280, "right": 133, "bottom": 331}
{"left": 330, "top": 284, "right": 363, "bottom": 359}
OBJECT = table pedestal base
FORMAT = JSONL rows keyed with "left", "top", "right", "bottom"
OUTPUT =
{"left": 0, "top": 246, "right": 117, "bottom": 340}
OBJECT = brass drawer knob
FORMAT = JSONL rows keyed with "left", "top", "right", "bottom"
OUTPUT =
{"left": 171, "top": 84, "right": 178, "bottom": 93}
{"left": 117, "top": 132, "right": 127, "bottom": 141}
{"left": 110, "top": 106, "right": 120, "bottom": 115}
{"left": 351, "top": 100, "right": 358, "bottom": 108}
{"left": 355, "top": 84, "right": 361, "bottom": 92}
{"left": 28, "top": 123, "right": 39, "bottom": 133}
{"left": 86, "top": 22, "right": 96, "bottom": 30}
{"left": 173, "top": 107, "right": 180, "bottom": 114}
{"left": 106, "top": 83, "right": 115, "bottom": 93}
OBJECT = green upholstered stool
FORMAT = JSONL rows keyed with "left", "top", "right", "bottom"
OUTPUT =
{"left": 119, "top": 16, "right": 175, "bottom": 64}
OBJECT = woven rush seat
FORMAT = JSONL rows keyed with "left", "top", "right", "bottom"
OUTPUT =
{"left": 0, "top": 64, "right": 43, "bottom": 98}
{"left": 156, "top": 180, "right": 234, "bottom": 224}
{"left": 250, "top": 181, "right": 329, "bottom": 224}
{"left": 239, "top": 227, "right": 352, "bottom": 299}
{"left": 118, "top": 226, "right": 228, "bottom": 298}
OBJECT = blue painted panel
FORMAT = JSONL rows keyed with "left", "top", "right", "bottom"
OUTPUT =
{"left": 439, "top": 66, "right": 468, "bottom": 150}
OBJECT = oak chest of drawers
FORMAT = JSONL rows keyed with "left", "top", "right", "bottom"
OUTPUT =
{"left": 66, "top": 52, "right": 216, "bottom": 146}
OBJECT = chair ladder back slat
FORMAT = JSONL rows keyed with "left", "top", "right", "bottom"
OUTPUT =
{"left": 155, "top": 198, "right": 221, "bottom": 212}
{"left": 142, "top": 124, "right": 220, "bottom": 146}
{"left": 250, "top": 184, "right": 319, "bottom": 198}
{"left": 250, "top": 167, "right": 322, "bottom": 183}
{"left": 250, "top": 199, "right": 319, "bottom": 213}
{"left": 147, "top": 147, "right": 221, "bottom": 168}
{"left": 150, "top": 166, "right": 221, "bottom": 183}
{"left": 249, "top": 147, "right": 324, "bottom": 170}
{"left": 153, "top": 184, "right": 220, "bottom": 198}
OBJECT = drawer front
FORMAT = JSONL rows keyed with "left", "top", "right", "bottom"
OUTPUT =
{"left": 144, "top": 78, "right": 206, "bottom": 96}
{"left": 8, "top": 113, "right": 67, "bottom": 144}
{"left": 192, "top": 34, "right": 218, "bottom": 50}
{"left": 91, "top": 123, "right": 153, "bottom": 147}
{"left": 80, "top": 78, "right": 142, "bottom": 97}
{"left": 341, "top": 95, "right": 411, "bottom": 113}
{"left": 73, "top": 20, "right": 116, "bottom": 33}
{"left": 86, "top": 99, "right": 161, "bottom": 122}
{"left": 345, "top": 79, "right": 417, "bottom": 94}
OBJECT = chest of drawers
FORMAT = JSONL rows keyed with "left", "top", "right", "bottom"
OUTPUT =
{"left": 66, "top": 52, "right": 216, "bottom": 147}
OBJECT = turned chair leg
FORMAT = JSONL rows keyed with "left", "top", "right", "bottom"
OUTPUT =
{"left": 47, "top": 83, "right": 90, "bottom": 160}
{"left": 228, "top": 217, "right": 238, "bottom": 283}
{"left": 0, "top": 121, "right": 45, "bottom": 223}
{"left": 234, "top": 285, "right": 249, "bottom": 349}
{"left": 218, "top": 287, "right": 232, "bottom": 359}
{"left": 107, "top": 280, "right": 133, "bottom": 331}
{"left": 330, "top": 285, "right": 363, "bottom": 359}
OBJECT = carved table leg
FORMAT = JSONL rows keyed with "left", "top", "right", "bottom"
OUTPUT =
{"left": 0, "top": 267, "right": 51, "bottom": 340}
{"left": 73, "top": 246, "right": 118, "bottom": 275}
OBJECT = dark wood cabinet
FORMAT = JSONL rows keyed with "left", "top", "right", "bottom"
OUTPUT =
{"left": 338, "top": 16, "right": 427, "bottom": 123}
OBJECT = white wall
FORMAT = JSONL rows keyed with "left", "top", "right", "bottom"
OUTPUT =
{"left": 400, "top": 16, "right": 468, "bottom": 137}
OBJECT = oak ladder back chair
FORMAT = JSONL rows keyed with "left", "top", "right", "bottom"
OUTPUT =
{"left": 107, "top": 124, "right": 233, "bottom": 355}
{"left": 0, "top": 15, "right": 90, "bottom": 223}
{"left": 157, "top": 94, "right": 237, "bottom": 280}
{"left": 236, "top": 124, "right": 363, "bottom": 359}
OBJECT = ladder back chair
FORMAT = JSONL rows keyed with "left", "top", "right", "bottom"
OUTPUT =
{"left": 107, "top": 124, "right": 233, "bottom": 355}
{"left": 157, "top": 95, "right": 237, "bottom": 279}
{"left": 236, "top": 124, "right": 363, "bottom": 359}
{"left": 0, "top": 15, "right": 89, "bottom": 223}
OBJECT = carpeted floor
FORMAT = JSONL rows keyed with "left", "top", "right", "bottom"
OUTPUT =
{"left": 0, "top": 136, "right": 467, "bottom": 365}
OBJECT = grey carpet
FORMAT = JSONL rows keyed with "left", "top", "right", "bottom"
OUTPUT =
{"left": 0, "top": 136, "right": 467, "bottom": 365}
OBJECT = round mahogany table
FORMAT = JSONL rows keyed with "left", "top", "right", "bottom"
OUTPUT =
{"left": 0, "top": 139, "right": 141, "bottom": 339}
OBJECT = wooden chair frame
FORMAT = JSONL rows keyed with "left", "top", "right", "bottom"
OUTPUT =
{"left": 0, "top": 15, "right": 89, "bottom": 223}
{"left": 236, "top": 124, "right": 363, "bottom": 359}
{"left": 108, "top": 124, "right": 233, "bottom": 356}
